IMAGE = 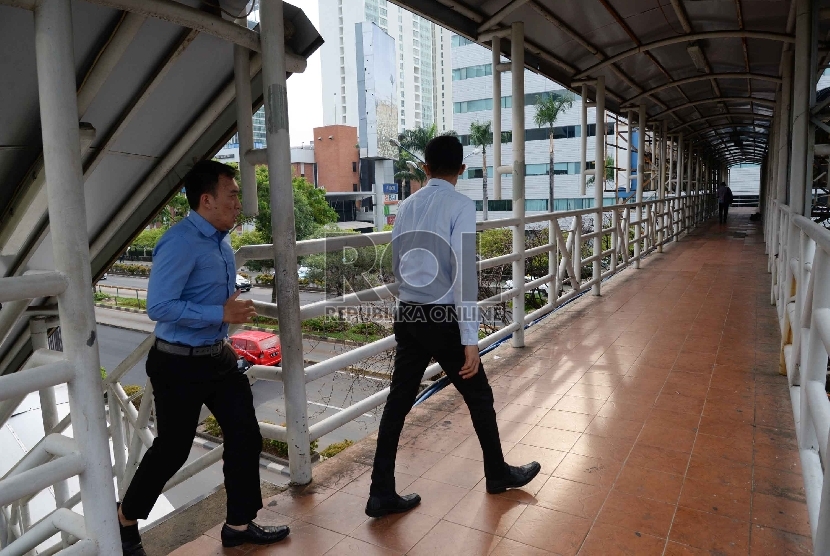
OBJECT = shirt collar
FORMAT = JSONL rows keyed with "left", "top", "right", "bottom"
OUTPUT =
{"left": 187, "top": 210, "right": 227, "bottom": 240}
{"left": 426, "top": 178, "right": 454, "bottom": 189}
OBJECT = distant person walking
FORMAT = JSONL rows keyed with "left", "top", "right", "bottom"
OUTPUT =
{"left": 364, "top": 135, "right": 540, "bottom": 519}
{"left": 717, "top": 181, "right": 733, "bottom": 224}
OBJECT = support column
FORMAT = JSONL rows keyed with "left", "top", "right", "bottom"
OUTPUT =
{"left": 592, "top": 76, "right": 605, "bottom": 295}
{"left": 686, "top": 143, "right": 694, "bottom": 230}
{"left": 511, "top": 21, "right": 525, "bottom": 347}
{"left": 624, "top": 110, "right": 632, "bottom": 199}
{"left": 776, "top": 52, "right": 793, "bottom": 207}
{"left": 658, "top": 120, "right": 667, "bottom": 252}
{"left": 33, "top": 0, "right": 120, "bottom": 551}
{"left": 260, "top": 0, "right": 311, "bottom": 483}
{"left": 492, "top": 35, "right": 502, "bottom": 203}
{"left": 634, "top": 104, "right": 645, "bottom": 269}
{"left": 234, "top": 40, "right": 257, "bottom": 217}
{"left": 580, "top": 84, "right": 588, "bottom": 196}
{"left": 789, "top": 0, "right": 812, "bottom": 216}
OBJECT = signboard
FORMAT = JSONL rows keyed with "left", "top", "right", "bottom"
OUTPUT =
{"left": 383, "top": 204, "right": 399, "bottom": 216}
{"left": 382, "top": 183, "right": 398, "bottom": 194}
{"left": 384, "top": 194, "right": 398, "bottom": 204}
{"left": 386, "top": 215, "right": 396, "bottom": 225}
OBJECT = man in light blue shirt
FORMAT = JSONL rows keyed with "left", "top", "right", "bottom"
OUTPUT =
{"left": 365, "top": 135, "right": 540, "bottom": 518}
{"left": 117, "top": 161, "right": 289, "bottom": 554}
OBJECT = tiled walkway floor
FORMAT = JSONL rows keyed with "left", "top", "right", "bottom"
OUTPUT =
{"left": 172, "top": 211, "right": 812, "bottom": 555}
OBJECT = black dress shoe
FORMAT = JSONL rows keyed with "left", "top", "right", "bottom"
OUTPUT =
{"left": 221, "top": 522, "right": 290, "bottom": 547}
{"left": 365, "top": 492, "right": 421, "bottom": 518}
{"left": 486, "top": 461, "right": 541, "bottom": 494}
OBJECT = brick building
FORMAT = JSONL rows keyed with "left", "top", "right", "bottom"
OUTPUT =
{"left": 313, "top": 125, "right": 360, "bottom": 192}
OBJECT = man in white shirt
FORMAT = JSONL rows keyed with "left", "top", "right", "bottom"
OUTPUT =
{"left": 365, "top": 135, "right": 540, "bottom": 518}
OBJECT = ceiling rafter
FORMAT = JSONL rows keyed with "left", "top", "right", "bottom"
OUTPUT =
{"left": 620, "top": 73, "right": 781, "bottom": 107}
{"left": 653, "top": 96, "right": 776, "bottom": 119}
{"left": 669, "top": 113, "right": 773, "bottom": 132}
{"left": 573, "top": 31, "right": 795, "bottom": 80}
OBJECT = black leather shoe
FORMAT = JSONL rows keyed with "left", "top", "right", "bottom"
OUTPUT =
{"left": 486, "top": 461, "right": 541, "bottom": 494}
{"left": 221, "top": 522, "right": 290, "bottom": 547}
{"left": 365, "top": 492, "right": 421, "bottom": 518}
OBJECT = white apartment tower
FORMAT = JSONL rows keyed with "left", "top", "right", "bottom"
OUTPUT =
{"left": 319, "top": 0, "right": 452, "bottom": 133}
{"left": 452, "top": 37, "right": 620, "bottom": 217}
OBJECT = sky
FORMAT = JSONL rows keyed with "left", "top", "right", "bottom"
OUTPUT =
{"left": 287, "top": 1, "right": 324, "bottom": 147}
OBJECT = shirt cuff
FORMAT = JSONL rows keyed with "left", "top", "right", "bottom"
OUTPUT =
{"left": 202, "top": 305, "right": 225, "bottom": 325}
{"left": 459, "top": 323, "right": 479, "bottom": 345}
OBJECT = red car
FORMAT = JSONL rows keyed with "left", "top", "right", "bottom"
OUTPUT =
{"left": 230, "top": 331, "right": 282, "bottom": 366}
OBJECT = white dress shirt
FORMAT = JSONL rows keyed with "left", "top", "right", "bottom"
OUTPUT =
{"left": 392, "top": 178, "right": 479, "bottom": 345}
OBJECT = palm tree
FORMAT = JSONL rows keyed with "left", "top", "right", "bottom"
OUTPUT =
{"left": 534, "top": 93, "right": 573, "bottom": 212}
{"left": 469, "top": 121, "right": 494, "bottom": 220}
{"left": 394, "top": 124, "right": 456, "bottom": 197}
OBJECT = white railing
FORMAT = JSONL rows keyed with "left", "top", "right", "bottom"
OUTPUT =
{"left": 769, "top": 201, "right": 830, "bottom": 553}
{"left": 0, "top": 192, "right": 713, "bottom": 553}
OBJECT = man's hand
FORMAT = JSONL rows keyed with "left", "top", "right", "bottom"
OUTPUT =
{"left": 459, "top": 345, "right": 480, "bottom": 379}
{"left": 223, "top": 290, "right": 257, "bottom": 323}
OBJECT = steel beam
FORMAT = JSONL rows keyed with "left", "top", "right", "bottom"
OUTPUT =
{"left": 33, "top": 1, "right": 120, "bottom": 551}
{"left": 260, "top": 0, "right": 311, "bottom": 484}
{"left": 574, "top": 31, "right": 794, "bottom": 80}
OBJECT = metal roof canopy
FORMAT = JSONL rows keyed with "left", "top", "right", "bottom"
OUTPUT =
{"left": 392, "top": 0, "right": 820, "bottom": 168}
{"left": 0, "top": 0, "right": 320, "bottom": 371}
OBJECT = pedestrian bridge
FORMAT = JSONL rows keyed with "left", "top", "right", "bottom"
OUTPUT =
{"left": 172, "top": 210, "right": 813, "bottom": 555}
{"left": 0, "top": 0, "right": 829, "bottom": 554}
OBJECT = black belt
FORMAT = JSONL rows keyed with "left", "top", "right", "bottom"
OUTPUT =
{"left": 154, "top": 338, "right": 226, "bottom": 357}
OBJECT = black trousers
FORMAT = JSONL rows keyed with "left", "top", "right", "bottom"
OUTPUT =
{"left": 120, "top": 344, "right": 263, "bottom": 526}
{"left": 719, "top": 202, "right": 730, "bottom": 222}
{"left": 370, "top": 304, "right": 507, "bottom": 496}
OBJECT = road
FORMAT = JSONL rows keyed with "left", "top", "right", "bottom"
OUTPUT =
{"left": 96, "top": 314, "right": 389, "bottom": 452}
{"left": 99, "top": 275, "right": 326, "bottom": 305}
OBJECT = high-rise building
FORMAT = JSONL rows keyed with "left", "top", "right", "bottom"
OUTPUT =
{"left": 318, "top": 0, "right": 451, "bottom": 133}
{"left": 451, "top": 37, "right": 621, "bottom": 219}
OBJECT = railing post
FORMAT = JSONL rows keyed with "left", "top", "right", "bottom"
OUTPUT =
{"left": 592, "top": 75, "right": 605, "bottom": 295}
{"left": 634, "top": 104, "right": 646, "bottom": 268}
{"left": 610, "top": 207, "right": 618, "bottom": 273}
{"left": 234, "top": 38, "right": 257, "bottom": 217}
{"left": 789, "top": 0, "right": 812, "bottom": 218}
{"left": 579, "top": 83, "right": 588, "bottom": 196}
{"left": 492, "top": 34, "right": 502, "bottom": 202}
{"left": 260, "top": 0, "right": 311, "bottom": 483}
{"left": 33, "top": 0, "right": 120, "bottom": 551}
{"left": 511, "top": 21, "right": 526, "bottom": 347}
{"left": 658, "top": 119, "right": 667, "bottom": 252}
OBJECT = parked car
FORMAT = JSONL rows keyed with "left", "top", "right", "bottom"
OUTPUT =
{"left": 236, "top": 274, "right": 251, "bottom": 292}
{"left": 230, "top": 330, "right": 281, "bottom": 366}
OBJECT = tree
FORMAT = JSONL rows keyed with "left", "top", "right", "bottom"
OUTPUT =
{"left": 468, "top": 121, "right": 493, "bottom": 220}
{"left": 587, "top": 154, "right": 615, "bottom": 189}
{"left": 151, "top": 192, "right": 190, "bottom": 228}
{"left": 533, "top": 93, "right": 573, "bottom": 212}
{"left": 394, "top": 124, "right": 457, "bottom": 196}
{"left": 468, "top": 122, "right": 512, "bottom": 220}
{"left": 250, "top": 167, "right": 338, "bottom": 242}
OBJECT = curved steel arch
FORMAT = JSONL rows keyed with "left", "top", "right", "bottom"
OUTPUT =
{"left": 669, "top": 113, "right": 772, "bottom": 132}
{"left": 621, "top": 73, "right": 782, "bottom": 107}
{"left": 686, "top": 124, "right": 771, "bottom": 139}
{"left": 654, "top": 96, "right": 776, "bottom": 118}
{"left": 573, "top": 30, "right": 794, "bottom": 80}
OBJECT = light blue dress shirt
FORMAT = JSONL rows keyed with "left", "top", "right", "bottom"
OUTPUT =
{"left": 147, "top": 211, "right": 235, "bottom": 346}
{"left": 392, "top": 178, "right": 480, "bottom": 345}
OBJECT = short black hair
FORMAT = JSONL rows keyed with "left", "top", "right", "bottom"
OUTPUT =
{"left": 424, "top": 135, "right": 463, "bottom": 178}
{"left": 183, "top": 160, "right": 237, "bottom": 210}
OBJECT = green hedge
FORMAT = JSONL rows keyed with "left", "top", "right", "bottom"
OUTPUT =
{"left": 110, "top": 263, "right": 150, "bottom": 276}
